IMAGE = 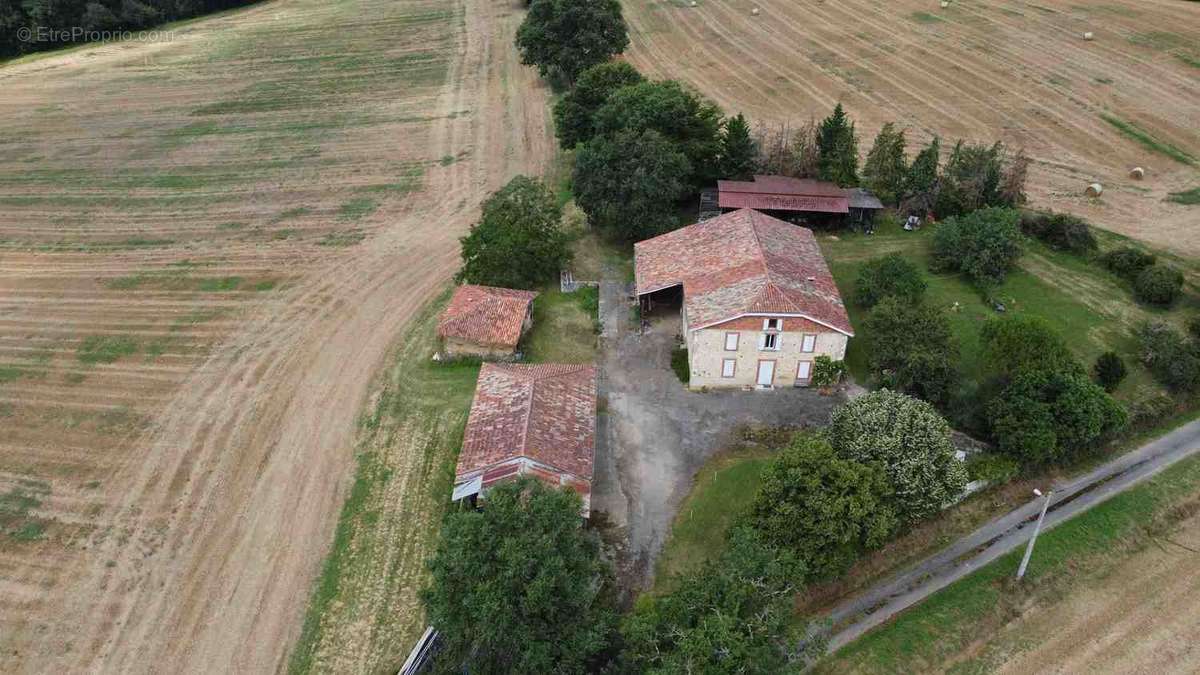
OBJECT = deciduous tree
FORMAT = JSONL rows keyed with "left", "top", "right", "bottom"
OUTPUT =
{"left": 863, "top": 297, "right": 959, "bottom": 405}
{"left": 515, "top": 0, "right": 629, "bottom": 89}
{"left": 456, "top": 176, "right": 571, "bottom": 289}
{"left": 828, "top": 390, "right": 968, "bottom": 523}
{"left": 749, "top": 434, "right": 896, "bottom": 581}
{"left": 573, "top": 128, "right": 691, "bottom": 239}
{"left": 552, "top": 61, "right": 643, "bottom": 149}
{"left": 988, "top": 369, "right": 1127, "bottom": 464}
{"left": 421, "top": 479, "right": 615, "bottom": 675}
{"left": 854, "top": 252, "right": 927, "bottom": 307}
{"left": 592, "top": 79, "right": 722, "bottom": 187}
{"left": 930, "top": 206, "right": 1024, "bottom": 288}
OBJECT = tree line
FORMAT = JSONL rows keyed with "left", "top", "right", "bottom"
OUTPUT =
{"left": 1, "top": 0, "right": 259, "bottom": 58}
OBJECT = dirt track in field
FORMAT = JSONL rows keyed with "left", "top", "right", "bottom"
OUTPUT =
{"left": 0, "top": 0, "right": 552, "bottom": 671}
{"left": 621, "top": 0, "right": 1200, "bottom": 254}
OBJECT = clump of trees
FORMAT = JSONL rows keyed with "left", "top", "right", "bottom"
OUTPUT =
{"left": 931, "top": 207, "right": 1024, "bottom": 289}
{"left": 828, "top": 390, "right": 969, "bottom": 523}
{"left": 1020, "top": 211, "right": 1097, "bottom": 254}
{"left": 981, "top": 316, "right": 1126, "bottom": 465}
{"left": 749, "top": 434, "right": 896, "bottom": 581}
{"left": 573, "top": 128, "right": 691, "bottom": 240}
{"left": 553, "top": 61, "right": 644, "bottom": 149}
{"left": 457, "top": 176, "right": 571, "bottom": 289}
{"left": 854, "top": 252, "right": 927, "bottom": 307}
{"left": 622, "top": 526, "right": 819, "bottom": 673}
{"left": 1134, "top": 264, "right": 1185, "bottom": 306}
{"left": 421, "top": 479, "right": 615, "bottom": 673}
{"left": 754, "top": 119, "right": 820, "bottom": 179}
{"left": 1137, "top": 320, "right": 1200, "bottom": 393}
{"left": 516, "top": 0, "right": 629, "bottom": 89}
{"left": 1, "top": 0, "right": 257, "bottom": 58}
{"left": 1100, "top": 246, "right": 1156, "bottom": 279}
{"left": 935, "top": 141, "right": 1027, "bottom": 217}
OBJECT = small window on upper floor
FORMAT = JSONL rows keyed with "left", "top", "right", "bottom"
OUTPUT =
{"left": 763, "top": 318, "right": 781, "bottom": 331}
{"left": 724, "top": 332, "right": 739, "bottom": 351}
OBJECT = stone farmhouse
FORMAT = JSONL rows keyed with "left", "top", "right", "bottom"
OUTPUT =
{"left": 635, "top": 208, "right": 854, "bottom": 390}
{"left": 451, "top": 363, "right": 596, "bottom": 516}
{"left": 437, "top": 284, "right": 537, "bottom": 359}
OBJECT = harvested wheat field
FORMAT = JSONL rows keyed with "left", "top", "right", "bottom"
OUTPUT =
{"left": 0, "top": 0, "right": 552, "bottom": 670}
{"left": 622, "top": 0, "right": 1200, "bottom": 254}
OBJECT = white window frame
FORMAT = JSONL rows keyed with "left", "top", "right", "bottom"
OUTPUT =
{"left": 724, "top": 332, "right": 739, "bottom": 351}
{"left": 796, "top": 360, "right": 813, "bottom": 386}
{"left": 801, "top": 333, "right": 817, "bottom": 353}
{"left": 759, "top": 332, "right": 780, "bottom": 351}
{"left": 721, "top": 358, "right": 736, "bottom": 378}
{"left": 762, "top": 318, "right": 781, "bottom": 331}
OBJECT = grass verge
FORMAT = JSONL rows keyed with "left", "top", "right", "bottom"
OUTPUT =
{"left": 522, "top": 285, "right": 599, "bottom": 363}
{"left": 650, "top": 445, "right": 772, "bottom": 594}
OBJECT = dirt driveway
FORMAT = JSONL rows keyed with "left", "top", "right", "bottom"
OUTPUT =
{"left": 592, "top": 281, "right": 841, "bottom": 588}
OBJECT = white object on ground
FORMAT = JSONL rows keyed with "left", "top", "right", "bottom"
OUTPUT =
{"left": 1086, "top": 182, "right": 1103, "bottom": 197}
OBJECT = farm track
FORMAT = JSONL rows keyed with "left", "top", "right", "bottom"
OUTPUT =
{"left": 0, "top": 0, "right": 552, "bottom": 671}
{"left": 621, "top": 0, "right": 1200, "bottom": 254}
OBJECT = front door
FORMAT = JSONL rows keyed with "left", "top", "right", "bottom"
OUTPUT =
{"left": 796, "top": 360, "right": 812, "bottom": 387}
{"left": 756, "top": 360, "right": 775, "bottom": 388}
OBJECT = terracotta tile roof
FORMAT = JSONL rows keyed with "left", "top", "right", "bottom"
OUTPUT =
{"left": 458, "top": 363, "right": 597, "bottom": 483}
{"left": 438, "top": 285, "right": 538, "bottom": 349}
{"left": 717, "top": 175, "right": 849, "bottom": 213}
{"left": 634, "top": 208, "right": 854, "bottom": 335}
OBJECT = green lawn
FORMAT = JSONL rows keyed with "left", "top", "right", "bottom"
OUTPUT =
{"left": 819, "top": 217, "right": 1190, "bottom": 401}
{"left": 814, "top": 449, "right": 1200, "bottom": 674}
{"left": 522, "top": 285, "right": 599, "bottom": 364}
{"left": 649, "top": 445, "right": 772, "bottom": 594}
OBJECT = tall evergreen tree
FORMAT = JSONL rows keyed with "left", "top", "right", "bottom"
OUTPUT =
{"left": 817, "top": 103, "right": 859, "bottom": 186}
{"left": 719, "top": 113, "right": 756, "bottom": 180}
{"left": 903, "top": 136, "right": 940, "bottom": 215}
{"left": 861, "top": 122, "right": 907, "bottom": 206}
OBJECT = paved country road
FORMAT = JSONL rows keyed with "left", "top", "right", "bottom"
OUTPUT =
{"left": 824, "top": 418, "right": 1200, "bottom": 653}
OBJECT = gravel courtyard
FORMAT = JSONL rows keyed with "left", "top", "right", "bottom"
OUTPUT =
{"left": 591, "top": 281, "right": 842, "bottom": 589}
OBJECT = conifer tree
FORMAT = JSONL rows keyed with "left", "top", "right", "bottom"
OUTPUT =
{"left": 904, "top": 136, "right": 940, "bottom": 215}
{"left": 817, "top": 103, "right": 859, "bottom": 186}
{"left": 862, "top": 123, "right": 907, "bottom": 205}
{"left": 719, "top": 113, "right": 757, "bottom": 180}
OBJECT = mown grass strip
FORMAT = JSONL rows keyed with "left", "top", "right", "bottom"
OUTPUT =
{"left": 1167, "top": 187, "right": 1200, "bottom": 205}
{"left": 1100, "top": 114, "right": 1197, "bottom": 166}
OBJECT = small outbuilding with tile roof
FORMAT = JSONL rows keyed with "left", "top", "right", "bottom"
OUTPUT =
{"left": 453, "top": 363, "right": 597, "bottom": 515}
{"left": 635, "top": 208, "right": 853, "bottom": 390}
{"left": 438, "top": 284, "right": 538, "bottom": 359}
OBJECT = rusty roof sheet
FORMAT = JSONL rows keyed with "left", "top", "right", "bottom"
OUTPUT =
{"left": 438, "top": 285, "right": 538, "bottom": 348}
{"left": 717, "top": 175, "right": 850, "bottom": 214}
{"left": 458, "top": 363, "right": 597, "bottom": 482}
{"left": 634, "top": 208, "right": 854, "bottom": 335}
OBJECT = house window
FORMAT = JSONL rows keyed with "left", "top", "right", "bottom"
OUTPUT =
{"left": 722, "top": 358, "right": 736, "bottom": 378}
{"left": 760, "top": 333, "right": 779, "bottom": 351}
{"left": 724, "top": 332, "right": 739, "bottom": 351}
{"left": 763, "top": 318, "right": 781, "bottom": 331}
{"left": 801, "top": 334, "right": 816, "bottom": 353}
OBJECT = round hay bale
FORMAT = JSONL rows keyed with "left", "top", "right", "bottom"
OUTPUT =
{"left": 689, "top": 0, "right": 696, "bottom": 5}
{"left": 1085, "top": 182, "right": 1103, "bottom": 197}
{"left": 1129, "top": 166, "right": 1145, "bottom": 180}
{"left": 751, "top": 6, "right": 760, "bottom": 15}
{"left": 940, "top": 1, "right": 950, "bottom": 7}
{"left": 1083, "top": 31, "right": 1094, "bottom": 40}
